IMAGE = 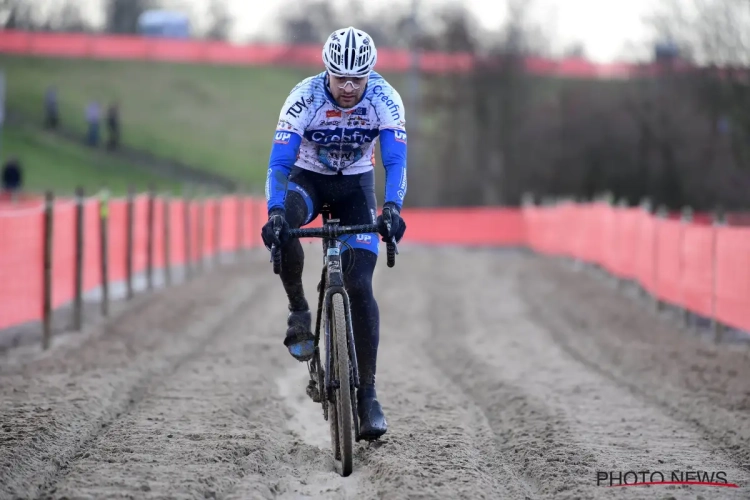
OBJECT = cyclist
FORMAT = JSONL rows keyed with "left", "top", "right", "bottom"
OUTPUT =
{"left": 260, "top": 26, "right": 408, "bottom": 440}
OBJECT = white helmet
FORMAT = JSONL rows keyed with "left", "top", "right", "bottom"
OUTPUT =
{"left": 322, "top": 26, "right": 378, "bottom": 78}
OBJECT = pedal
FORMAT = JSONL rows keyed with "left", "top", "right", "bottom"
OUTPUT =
{"left": 306, "top": 379, "right": 321, "bottom": 403}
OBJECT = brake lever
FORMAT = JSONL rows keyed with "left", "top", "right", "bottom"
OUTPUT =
{"left": 382, "top": 207, "right": 398, "bottom": 267}
{"left": 270, "top": 216, "right": 283, "bottom": 274}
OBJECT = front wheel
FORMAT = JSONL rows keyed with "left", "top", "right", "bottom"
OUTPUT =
{"left": 329, "top": 292, "right": 353, "bottom": 476}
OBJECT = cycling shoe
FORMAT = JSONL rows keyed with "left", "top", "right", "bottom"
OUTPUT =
{"left": 283, "top": 309, "right": 315, "bottom": 362}
{"left": 358, "top": 385, "right": 388, "bottom": 440}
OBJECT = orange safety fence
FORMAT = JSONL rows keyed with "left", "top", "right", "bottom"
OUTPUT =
{"left": 132, "top": 195, "right": 150, "bottom": 275}
{"left": 681, "top": 224, "right": 714, "bottom": 319}
{"left": 521, "top": 203, "right": 750, "bottom": 334}
{"left": 51, "top": 200, "right": 77, "bottom": 309}
{"left": 635, "top": 211, "right": 658, "bottom": 296}
{"left": 655, "top": 219, "right": 683, "bottom": 308}
{"left": 0, "top": 30, "right": 713, "bottom": 80}
{"left": 3, "top": 193, "right": 750, "bottom": 340}
{"left": 82, "top": 199, "right": 103, "bottom": 292}
{"left": 0, "top": 194, "right": 269, "bottom": 334}
{"left": 0, "top": 204, "right": 44, "bottom": 330}
{"left": 614, "top": 208, "right": 640, "bottom": 280}
{"left": 399, "top": 207, "right": 525, "bottom": 246}
{"left": 169, "top": 199, "right": 187, "bottom": 266}
{"left": 714, "top": 228, "right": 750, "bottom": 331}
{"left": 151, "top": 198, "right": 166, "bottom": 270}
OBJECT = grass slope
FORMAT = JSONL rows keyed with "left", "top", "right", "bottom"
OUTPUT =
{"left": 0, "top": 55, "right": 409, "bottom": 189}
{"left": 2, "top": 123, "right": 180, "bottom": 196}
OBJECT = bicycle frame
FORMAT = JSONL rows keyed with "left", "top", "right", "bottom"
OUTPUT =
{"left": 269, "top": 206, "right": 398, "bottom": 441}
{"left": 316, "top": 212, "right": 361, "bottom": 428}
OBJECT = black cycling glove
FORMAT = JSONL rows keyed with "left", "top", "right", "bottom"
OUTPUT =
{"left": 261, "top": 208, "right": 290, "bottom": 250}
{"left": 376, "top": 202, "right": 406, "bottom": 243}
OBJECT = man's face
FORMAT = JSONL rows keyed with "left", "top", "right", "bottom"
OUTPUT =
{"left": 328, "top": 73, "right": 369, "bottom": 108}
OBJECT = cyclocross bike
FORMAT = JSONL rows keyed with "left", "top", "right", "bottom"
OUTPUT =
{"left": 270, "top": 205, "right": 398, "bottom": 477}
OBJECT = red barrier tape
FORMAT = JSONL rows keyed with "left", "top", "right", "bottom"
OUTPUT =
{"left": 0, "top": 30, "right": 698, "bottom": 79}
{"left": 2, "top": 195, "right": 750, "bottom": 336}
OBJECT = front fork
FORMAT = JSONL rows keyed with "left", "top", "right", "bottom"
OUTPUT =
{"left": 306, "top": 238, "right": 361, "bottom": 425}
{"left": 322, "top": 286, "right": 360, "bottom": 398}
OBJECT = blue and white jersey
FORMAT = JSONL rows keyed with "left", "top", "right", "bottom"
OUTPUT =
{"left": 265, "top": 71, "right": 408, "bottom": 213}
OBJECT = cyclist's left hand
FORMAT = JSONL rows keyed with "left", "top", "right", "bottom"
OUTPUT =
{"left": 377, "top": 202, "right": 406, "bottom": 243}
{"left": 261, "top": 208, "right": 290, "bottom": 250}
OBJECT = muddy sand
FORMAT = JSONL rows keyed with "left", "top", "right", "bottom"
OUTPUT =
{"left": 2, "top": 247, "right": 749, "bottom": 499}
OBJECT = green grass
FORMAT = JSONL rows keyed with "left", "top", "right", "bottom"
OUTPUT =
{"left": 0, "top": 54, "right": 612, "bottom": 197}
{"left": 1, "top": 123, "right": 181, "bottom": 196}
{"left": 0, "top": 55, "right": 407, "bottom": 189}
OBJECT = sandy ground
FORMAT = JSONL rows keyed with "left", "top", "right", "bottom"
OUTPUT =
{"left": 1, "top": 246, "right": 749, "bottom": 499}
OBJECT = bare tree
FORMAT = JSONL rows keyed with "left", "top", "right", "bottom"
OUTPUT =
{"left": 0, "top": 0, "right": 34, "bottom": 30}
{"left": 106, "top": 0, "right": 153, "bottom": 34}
{"left": 205, "top": 0, "right": 232, "bottom": 41}
{"left": 280, "top": 0, "right": 341, "bottom": 44}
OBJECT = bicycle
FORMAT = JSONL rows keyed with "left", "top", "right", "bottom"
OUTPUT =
{"left": 269, "top": 204, "right": 398, "bottom": 477}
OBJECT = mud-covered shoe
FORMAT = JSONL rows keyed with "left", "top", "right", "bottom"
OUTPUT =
{"left": 283, "top": 309, "right": 315, "bottom": 362}
{"left": 357, "top": 386, "right": 387, "bottom": 440}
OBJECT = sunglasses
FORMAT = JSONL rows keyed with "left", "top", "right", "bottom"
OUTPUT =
{"left": 329, "top": 75, "right": 367, "bottom": 91}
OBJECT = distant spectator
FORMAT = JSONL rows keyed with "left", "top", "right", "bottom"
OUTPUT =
{"left": 1, "top": 157, "right": 23, "bottom": 201}
{"left": 44, "top": 86, "right": 59, "bottom": 130}
{"left": 106, "top": 101, "right": 120, "bottom": 151}
{"left": 85, "top": 101, "right": 101, "bottom": 147}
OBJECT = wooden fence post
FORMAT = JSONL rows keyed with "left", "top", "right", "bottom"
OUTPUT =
{"left": 680, "top": 206, "right": 693, "bottom": 329}
{"left": 197, "top": 193, "right": 204, "bottom": 272}
{"left": 42, "top": 190, "right": 54, "bottom": 350}
{"left": 638, "top": 197, "right": 652, "bottom": 299}
{"left": 146, "top": 185, "right": 155, "bottom": 291}
{"left": 654, "top": 205, "right": 667, "bottom": 313}
{"left": 214, "top": 196, "right": 221, "bottom": 265}
{"left": 73, "top": 186, "right": 85, "bottom": 331}
{"left": 99, "top": 190, "right": 110, "bottom": 317}
{"left": 184, "top": 188, "right": 192, "bottom": 281}
{"left": 615, "top": 198, "right": 628, "bottom": 290}
{"left": 125, "top": 186, "right": 134, "bottom": 300}
{"left": 712, "top": 207, "right": 726, "bottom": 343}
{"left": 163, "top": 194, "right": 172, "bottom": 287}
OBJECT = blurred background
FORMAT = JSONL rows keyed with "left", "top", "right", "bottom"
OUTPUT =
{"left": 0, "top": 0, "right": 747, "bottom": 211}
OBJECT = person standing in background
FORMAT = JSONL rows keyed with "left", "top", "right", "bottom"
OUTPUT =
{"left": 44, "top": 86, "right": 59, "bottom": 130}
{"left": 85, "top": 100, "right": 101, "bottom": 147}
{"left": 106, "top": 101, "right": 120, "bottom": 151}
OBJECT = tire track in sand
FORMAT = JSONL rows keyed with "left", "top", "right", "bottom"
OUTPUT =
{"left": 518, "top": 256, "right": 750, "bottom": 480}
{"left": 233, "top": 246, "right": 537, "bottom": 499}
{"left": 1, "top": 256, "right": 267, "bottom": 498}
{"left": 6, "top": 247, "right": 748, "bottom": 499}
{"left": 48, "top": 251, "right": 365, "bottom": 500}
{"left": 421, "top": 248, "right": 749, "bottom": 499}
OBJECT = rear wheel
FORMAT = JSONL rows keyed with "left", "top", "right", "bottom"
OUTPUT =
{"left": 329, "top": 293, "right": 353, "bottom": 476}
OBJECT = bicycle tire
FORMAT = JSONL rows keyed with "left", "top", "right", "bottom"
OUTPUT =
{"left": 331, "top": 292, "right": 354, "bottom": 476}
{"left": 327, "top": 309, "right": 340, "bottom": 461}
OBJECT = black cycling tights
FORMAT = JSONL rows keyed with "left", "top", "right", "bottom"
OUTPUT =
{"left": 281, "top": 167, "right": 380, "bottom": 390}
{"left": 281, "top": 241, "right": 380, "bottom": 388}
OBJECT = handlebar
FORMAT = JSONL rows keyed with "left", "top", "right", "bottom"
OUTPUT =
{"left": 270, "top": 207, "right": 399, "bottom": 274}
{"left": 288, "top": 223, "right": 380, "bottom": 239}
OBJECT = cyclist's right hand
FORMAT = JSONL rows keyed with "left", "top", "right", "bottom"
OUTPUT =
{"left": 261, "top": 208, "right": 290, "bottom": 250}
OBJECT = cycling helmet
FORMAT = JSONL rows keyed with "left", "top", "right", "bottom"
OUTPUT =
{"left": 322, "top": 26, "right": 378, "bottom": 78}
